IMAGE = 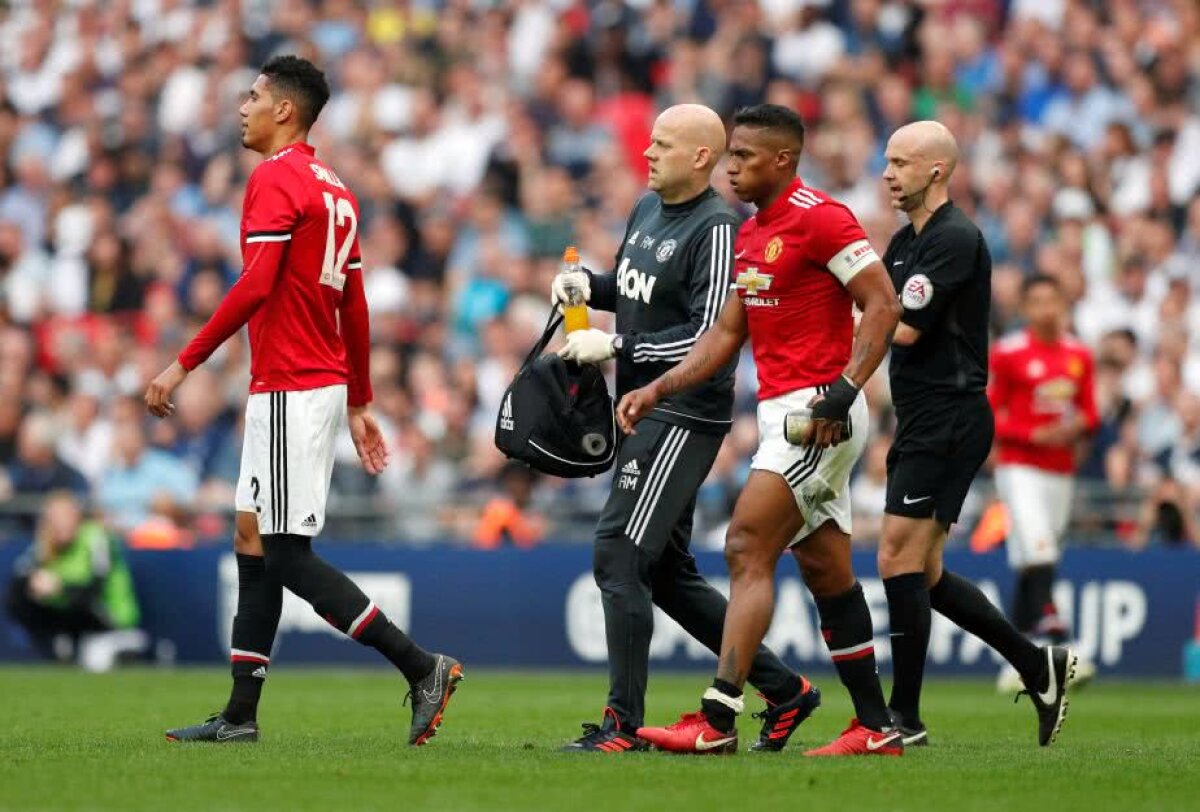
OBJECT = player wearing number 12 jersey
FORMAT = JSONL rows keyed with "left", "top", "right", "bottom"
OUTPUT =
{"left": 145, "top": 56, "right": 461, "bottom": 746}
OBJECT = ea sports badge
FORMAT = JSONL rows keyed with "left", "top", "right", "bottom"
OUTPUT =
{"left": 902, "top": 274, "right": 933, "bottom": 310}
{"left": 765, "top": 236, "right": 784, "bottom": 263}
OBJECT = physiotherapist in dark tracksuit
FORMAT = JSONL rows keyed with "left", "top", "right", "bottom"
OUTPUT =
{"left": 552, "top": 104, "right": 813, "bottom": 754}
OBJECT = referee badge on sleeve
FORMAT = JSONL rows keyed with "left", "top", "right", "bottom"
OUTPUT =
{"left": 901, "top": 274, "right": 933, "bottom": 310}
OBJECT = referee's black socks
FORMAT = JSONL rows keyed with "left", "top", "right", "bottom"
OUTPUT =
{"left": 930, "top": 570, "right": 1045, "bottom": 689}
{"left": 262, "top": 535, "right": 436, "bottom": 683}
{"left": 883, "top": 572, "right": 931, "bottom": 728}
{"left": 223, "top": 553, "right": 283, "bottom": 725}
{"left": 816, "top": 582, "right": 891, "bottom": 732}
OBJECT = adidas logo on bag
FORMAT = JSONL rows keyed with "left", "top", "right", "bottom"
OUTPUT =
{"left": 500, "top": 393, "right": 515, "bottom": 431}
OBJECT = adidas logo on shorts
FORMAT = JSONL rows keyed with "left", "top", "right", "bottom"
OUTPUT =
{"left": 621, "top": 459, "right": 640, "bottom": 475}
{"left": 500, "top": 393, "right": 514, "bottom": 431}
{"left": 300, "top": 514, "right": 318, "bottom": 528}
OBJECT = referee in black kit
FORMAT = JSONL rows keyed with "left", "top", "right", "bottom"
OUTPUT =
{"left": 550, "top": 104, "right": 812, "bottom": 753}
{"left": 877, "top": 121, "right": 1076, "bottom": 748}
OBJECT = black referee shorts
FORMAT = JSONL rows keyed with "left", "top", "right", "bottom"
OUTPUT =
{"left": 595, "top": 418, "right": 723, "bottom": 558}
{"left": 885, "top": 392, "right": 994, "bottom": 526}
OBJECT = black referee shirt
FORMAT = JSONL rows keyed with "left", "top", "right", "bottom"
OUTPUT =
{"left": 885, "top": 201, "right": 991, "bottom": 406}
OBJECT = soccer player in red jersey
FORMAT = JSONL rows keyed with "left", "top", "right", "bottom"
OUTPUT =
{"left": 145, "top": 56, "right": 462, "bottom": 745}
{"left": 621, "top": 104, "right": 904, "bottom": 756}
{"left": 989, "top": 275, "right": 1098, "bottom": 686}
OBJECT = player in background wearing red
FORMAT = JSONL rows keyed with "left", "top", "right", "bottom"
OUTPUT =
{"left": 623, "top": 104, "right": 904, "bottom": 756}
{"left": 145, "top": 56, "right": 462, "bottom": 745}
{"left": 989, "top": 275, "right": 1099, "bottom": 692}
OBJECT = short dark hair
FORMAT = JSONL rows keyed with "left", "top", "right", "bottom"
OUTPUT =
{"left": 733, "top": 104, "right": 806, "bottom": 153}
{"left": 260, "top": 55, "right": 330, "bottom": 128}
{"left": 1021, "top": 274, "right": 1061, "bottom": 297}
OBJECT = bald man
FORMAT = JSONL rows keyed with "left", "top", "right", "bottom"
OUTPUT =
{"left": 880, "top": 121, "right": 1077, "bottom": 748}
{"left": 552, "top": 104, "right": 813, "bottom": 753}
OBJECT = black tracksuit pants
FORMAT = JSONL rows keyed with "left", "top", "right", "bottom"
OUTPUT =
{"left": 593, "top": 418, "right": 797, "bottom": 729}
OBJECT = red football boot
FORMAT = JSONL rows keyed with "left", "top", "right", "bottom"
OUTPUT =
{"left": 804, "top": 718, "right": 903, "bottom": 757}
{"left": 637, "top": 711, "right": 738, "bottom": 755}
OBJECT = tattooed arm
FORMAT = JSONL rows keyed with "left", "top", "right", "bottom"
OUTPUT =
{"left": 616, "top": 295, "right": 748, "bottom": 434}
{"left": 842, "top": 263, "right": 901, "bottom": 387}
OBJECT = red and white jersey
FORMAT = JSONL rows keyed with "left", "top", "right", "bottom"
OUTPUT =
{"left": 179, "top": 142, "right": 372, "bottom": 406}
{"left": 988, "top": 330, "right": 1098, "bottom": 474}
{"left": 733, "top": 178, "right": 879, "bottom": 400}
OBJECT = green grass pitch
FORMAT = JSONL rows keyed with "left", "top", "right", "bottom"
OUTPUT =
{"left": 3, "top": 666, "right": 1198, "bottom": 811}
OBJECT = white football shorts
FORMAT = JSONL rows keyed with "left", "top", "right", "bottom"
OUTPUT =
{"left": 751, "top": 384, "right": 869, "bottom": 545}
{"left": 235, "top": 384, "right": 347, "bottom": 537}
{"left": 995, "top": 463, "right": 1073, "bottom": 569}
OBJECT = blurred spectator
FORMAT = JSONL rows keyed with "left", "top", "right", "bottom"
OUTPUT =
{"left": 5, "top": 491, "right": 145, "bottom": 670}
{"left": 380, "top": 425, "right": 459, "bottom": 544}
{"left": 471, "top": 462, "right": 545, "bottom": 550}
{"left": 2, "top": 411, "right": 89, "bottom": 500}
{"left": 850, "top": 436, "right": 890, "bottom": 544}
{"left": 97, "top": 416, "right": 198, "bottom": 534}
{"left": 55, "top": 385, "right": 113, "bottom": 487}
{"left": 1131, "top": 478, "right": 1199, "bottom": 549}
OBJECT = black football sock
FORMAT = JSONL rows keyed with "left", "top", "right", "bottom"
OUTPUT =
{"left": 760, "top": 672, "right": 806, "bottom": 707}
{"left": 223, "top": 553, "right": 282, "bottom": 725}
{"left": 1012, "top": 570, "right": 1036, "bottom": 634}
{"left": 701, "top": 678, "right": 742, "bottom": 733}
{"left": 1026, "top": 565, "right": 1067, "bottom": 644}
{"left": 884, "top": 573, "right": 931, "bottom": 727}
{"left": 262, "top": 535, "right": 435, "bottom": 682}
{"left": 931, "top": 570, "right": 1045, "bottom": 688}
{"left": 356, "top": 611, "right": 436, "bottom": 683}
{"left": 816, "top": 582, "right": 891, "bottom": 732}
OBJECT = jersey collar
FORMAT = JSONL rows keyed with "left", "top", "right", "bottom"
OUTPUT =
{"left": 272, "top": 141, "right": 315, "bottom": 159}
{"left": 923, "top": 199, "right": 955, "bottom": 228}
{"left": 755, "top": 178, "right": 805, "bottom": 226}
{"left": 661, "top": 186, "right": 716, "bottom": 218}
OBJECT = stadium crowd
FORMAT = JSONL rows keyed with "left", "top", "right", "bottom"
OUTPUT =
{"left": 0, "top": 0, "right": 1196, "bottom": 550}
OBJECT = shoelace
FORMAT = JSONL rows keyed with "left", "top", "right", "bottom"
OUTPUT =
{"left": 575, "top": 722, "right": 607, "bottom": 744}
{"left": 667, "top": 712, "right": 707, "bottom": 729}
{"left": 751, "top": 691, "right": 774, "bottom": 722}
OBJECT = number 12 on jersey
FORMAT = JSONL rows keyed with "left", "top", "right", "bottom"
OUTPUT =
{"left": 320, "top": 191, "right": 357, "bottom": 291}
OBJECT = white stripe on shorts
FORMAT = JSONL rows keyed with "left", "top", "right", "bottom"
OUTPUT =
{"left": 626, "top": 426, "right": 691, "bottom": 545}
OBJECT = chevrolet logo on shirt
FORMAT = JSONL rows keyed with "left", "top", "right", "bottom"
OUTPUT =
{"left": 736, "top": 267, "right": 774, "bottom": 294}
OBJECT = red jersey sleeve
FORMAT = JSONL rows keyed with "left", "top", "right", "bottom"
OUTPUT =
{"left": 805, "top": 202, "right": 879, "bottom": 285}
{"left": 177, "top": 167, "right": 302, "bottom": 371}
{"left": 242, "top": 163, "right": 303, "bottom": 243}
{"left": 339, "top": 238, "right": 373, "bottom": 407}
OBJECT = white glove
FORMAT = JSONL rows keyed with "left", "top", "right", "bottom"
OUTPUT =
{"left": 551, "top": 271, "right": 591, "bottom": 307}
{"left": 559, "top": 328, "right": 616, "bottom": 363}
